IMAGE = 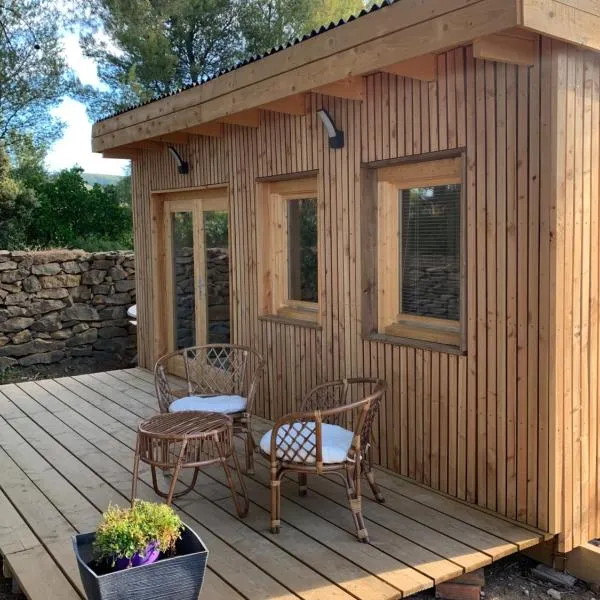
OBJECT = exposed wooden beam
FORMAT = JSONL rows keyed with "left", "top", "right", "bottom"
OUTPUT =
{"left": 92, "top": 0, "right": 520, "bottom": 151}
{"left": 473, "top": 31, "right": 537, "bottom": 66}
{"left": 261, "top": 94, "right": 308, "bottom": 115}
{"left": 102, "top": 149, "right": 139, "bottom": 159}
{"left": 379, "top": 54, "right": 437, "bottom": 81}
{"left": 183, "top": 123, "right": 224, "bottom": 138}
{"left": 217, "top": 109, "right": 260, "bottom": 128}
{"left": 313, "top": 76, "right": 365, "bottom": 101}
{"left": 522, "top": 0, "right": 600, "bottom": 52}
{"left": 151, "top": 133, "right": 190, "bottom": 144}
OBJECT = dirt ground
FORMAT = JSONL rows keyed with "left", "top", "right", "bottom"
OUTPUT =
{"left": 2, "top": 553, "right": 597, "bottom": 600}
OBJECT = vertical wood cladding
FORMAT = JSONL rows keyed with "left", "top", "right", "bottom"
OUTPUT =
{"left": 131, "top": 42, "right": 600, "bottom": 547}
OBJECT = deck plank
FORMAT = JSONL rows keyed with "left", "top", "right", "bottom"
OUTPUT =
{"left": 7, "top": 381, "right": 363, "bottom": 600}
{"left": 0, "top": 371, "right": 551, "bottom": 600}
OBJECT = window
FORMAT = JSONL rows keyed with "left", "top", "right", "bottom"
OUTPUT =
{"left": 375, "top": 156, "right": 464, "bottom": 347}
{"left": 257, "top": 176, "right": 320, "bottom": 324}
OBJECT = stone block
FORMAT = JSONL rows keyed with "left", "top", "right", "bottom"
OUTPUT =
{"left": 0, "top": 269, "right": 27, "bottom": 284}
{"left": 97, "top": 293, "right": 131, "bottom": 306}
{"left": 0, "top": 338, "right": 65, "bottom": 357}
{"left": 92, "top": 259, "right": 114, "bottom": 270}
{"left": 92, "top": 284, "right": 111, "bottom": 295}
{"left": 0, "top": 261, "right": 17, "bottom": 271}
{"left": 31, "top": 313, "right": 62, "bottom": 333}
{"left": 0, "top": 317, "right": 35, "bottom": 332}
{"left": 70, "top": 286, "right": 91, "bottom": 301}
{"left": 0, "top": 283, "right": 22, "bottom": 293}
{"left": 11, "top": 330, "right": 32, "bottom": 345}
{"left": 72, "top": 323, "right": 90, "bottom": 334}
{"left": 0, "top": 357, "right": 17, "bottom": 369}
{"left": 40, "top": 274, "right": 81, "bottom": 289}
{"left": 31, "top": 250, "right": 83, "bottom": 264}
{"left": 114, "top": 279, "right": 136, "bottom": 293}
{"left": 108, "top": 265, "right": 128, "bottom": 281}
{"left": 71, "top": 347, "right": 93, "bottom": 357}
{"left": 18, "top": 350, "right": 65, "bottom": 366}
{"left": 0, "top": 289, "right": 7, "bottom": 300}
{"left": 4, "top": 292, "right": 28, "bottom": 305}
{"left": 51, "top": 329, "right": 72, "bottom": 340}
{"left": 82, "top": 269, "right": 106, "bottom": 285}
{"left": 98, "top": 307, "right": 127, "bottom": 320}
{"left": 30, "top": 299, "right": 68, "bottom": 315}
{"left": 23, "top": 275, "right": 41, "bottom": 293}
{"left": 31, "top": 263, "right": 61, "bottom": 275}
{"left": 62, "top": 261, "right": 81, "bottom": 274}
{"left": 79, "top": 261, "right": 90, "bottom": 272}
{"left": 0, "top": 307, "right": 29, "bottom": 320}
{"left": 98, "top": 327, "right": 128, "bottom": 339}
{"left": 61, "top": 304, "right": 99, "bottom": 322}
{"left": 36, "top": 288, "right": 69, "bottom": 299}
{"left": 66, "top": 328, "right": 98, "bottom": 347}
{"left": 0, "top": 336, "right": 9, "bottom": 348}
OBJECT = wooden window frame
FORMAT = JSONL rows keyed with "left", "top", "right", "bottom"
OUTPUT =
{"left": 257, "top": 174, "right": 321, "bottom": 326}
{"left": 363, "top": 152, "right": 467, "bottom": 352}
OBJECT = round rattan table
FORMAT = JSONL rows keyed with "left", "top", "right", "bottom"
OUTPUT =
{"left": 131, "top": 411, "right": 249, "bottom": 516}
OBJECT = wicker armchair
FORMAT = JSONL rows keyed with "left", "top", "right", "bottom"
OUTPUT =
{"left": 154, "top": 344, "right": 266, "bottom": 473}
{"left": 259, "top": 377, "right": 386, "bottom": 542}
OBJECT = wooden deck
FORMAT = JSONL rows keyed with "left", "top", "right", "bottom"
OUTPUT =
{"left": 0, "top": 368, "right": 551, "bottom": 599}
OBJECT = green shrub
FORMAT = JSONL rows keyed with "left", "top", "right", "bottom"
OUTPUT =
{"left": 93, "top": 500, "right": 183, "bottom": 566}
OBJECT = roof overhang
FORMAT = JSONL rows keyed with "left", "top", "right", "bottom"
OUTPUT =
{"left": 91, "top": 0, "right": 600, "bottom": 156}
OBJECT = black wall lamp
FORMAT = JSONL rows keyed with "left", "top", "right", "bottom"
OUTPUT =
{"left": 317, "top": 108, "right": 344, "bottom": 149}
{"left": 168, "top": 146, "right": 189, "bottom": 174}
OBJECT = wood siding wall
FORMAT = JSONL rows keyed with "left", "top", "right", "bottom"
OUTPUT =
{"left": 546, "top": 39, "right": 600, "bottom": 553}
{"left": 130, "top": 42, "right": 600, "bottom": 549}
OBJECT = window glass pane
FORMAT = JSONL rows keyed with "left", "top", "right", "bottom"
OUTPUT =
{"left": 288, "top": 198, "right": 318, "bottom": 303}
{"left": 171, "top": 212, "right": 196, "bottom": 349}
{"left": 400, "top": 185, "right": 460, "bottom": 321}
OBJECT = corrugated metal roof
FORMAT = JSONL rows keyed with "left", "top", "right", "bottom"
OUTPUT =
{"left": 95, "top": 0, "right": 399, "bottom": 123}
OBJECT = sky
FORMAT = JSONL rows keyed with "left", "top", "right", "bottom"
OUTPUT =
{"left": 45, "top": 33, "right": 129, "bottom": 176}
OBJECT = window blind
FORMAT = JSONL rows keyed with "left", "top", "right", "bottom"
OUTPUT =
{"left": 400, "top": 184, "right": 460, "bottom": 321}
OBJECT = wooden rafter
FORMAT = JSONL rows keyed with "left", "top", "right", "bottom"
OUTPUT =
{"left": 184, "top": 123, "right": 224, "bottom": 138}
{"left": 473, "top": 29, "right": 538, "bottom": 66}
{"left": 261, "top": 94, "right": 308, "bottom": 115}
{"left": 151, "top": 133, "right": 190, "bottom": 144}
{"left": 313, "top": 76, "right": 365, "bottom": 101}
{"left": 102, "top": 149, "right": 139, "bottom": 159}
{"left": 217, "top": 109, "right": 261, "bottom": 128}
{"left": 379, "top": 54, "right": 437, "bottom": 81}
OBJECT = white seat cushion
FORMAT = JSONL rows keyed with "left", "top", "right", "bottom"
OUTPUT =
{"left": 169, "top": 395, "right": 247, "bottom": 414}
{"left": 260, "top": 422, "right": 353, "bottom": 464}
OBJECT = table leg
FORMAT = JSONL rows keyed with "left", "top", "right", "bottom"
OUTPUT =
{"left": 215, "top": 435, "right": 249, "bottom": 518}
{"left": 131, "top": 435, "right": 141, "bottom": 505}
{"left": 165, "top": 440, "right": 188, "bottom": 505}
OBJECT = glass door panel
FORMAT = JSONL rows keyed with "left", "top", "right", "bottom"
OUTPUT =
{"left": 203, "top": 210, "right": 230, "bottom": 345}
{"left": 171, "top": 211, "right": 196, "bottom": 350}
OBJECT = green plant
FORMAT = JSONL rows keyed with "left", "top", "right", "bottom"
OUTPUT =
{"left": 93, "top": 500, "right": 183, "bottom": 566}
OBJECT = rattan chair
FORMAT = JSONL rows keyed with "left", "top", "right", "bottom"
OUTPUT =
{"left": 154, "top": 344, "right": 266, "bottom": 473}
{"left": 259, "top": 377, "right": 386, "bottom": 542}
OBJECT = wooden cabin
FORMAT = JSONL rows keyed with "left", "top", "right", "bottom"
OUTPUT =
{"left": 92, "top": 0, "right": 600, "bottom": 565}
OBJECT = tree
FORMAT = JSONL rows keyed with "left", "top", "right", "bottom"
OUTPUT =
{"left": 0, "top": 143, "right": 37, "bottom": 249}
{"left": 81, "top": 0, "right": 371, "bottom": 119}
{"left": 0, "top": 1, "right": 78, "bottom": 148}
{"left": 81, "top": 0, "right": 242, "bottom": 119}
{"left": 29, "top": 167, "right": 133, "bottom": 250}
{"left": 239, "top": 0, "right": 367, "bottom": 56}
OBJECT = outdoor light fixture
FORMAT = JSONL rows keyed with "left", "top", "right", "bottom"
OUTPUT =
{"left": 168, "top": 146, "right": 189, "bottom": 174}
{"left": 317, "top": 109, "right": 344, "bottom": 149}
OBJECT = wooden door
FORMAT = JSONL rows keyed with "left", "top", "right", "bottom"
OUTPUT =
{"left": 162, "top": 191, "right": 229, "bottom": 376}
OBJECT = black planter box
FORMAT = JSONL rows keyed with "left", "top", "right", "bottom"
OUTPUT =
{"left": 73, "top": 524, "right": 208, "bottom": 600}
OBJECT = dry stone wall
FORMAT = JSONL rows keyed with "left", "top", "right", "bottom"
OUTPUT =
{"left": 0, "top": 250, "right": 136, "bottom": 373}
